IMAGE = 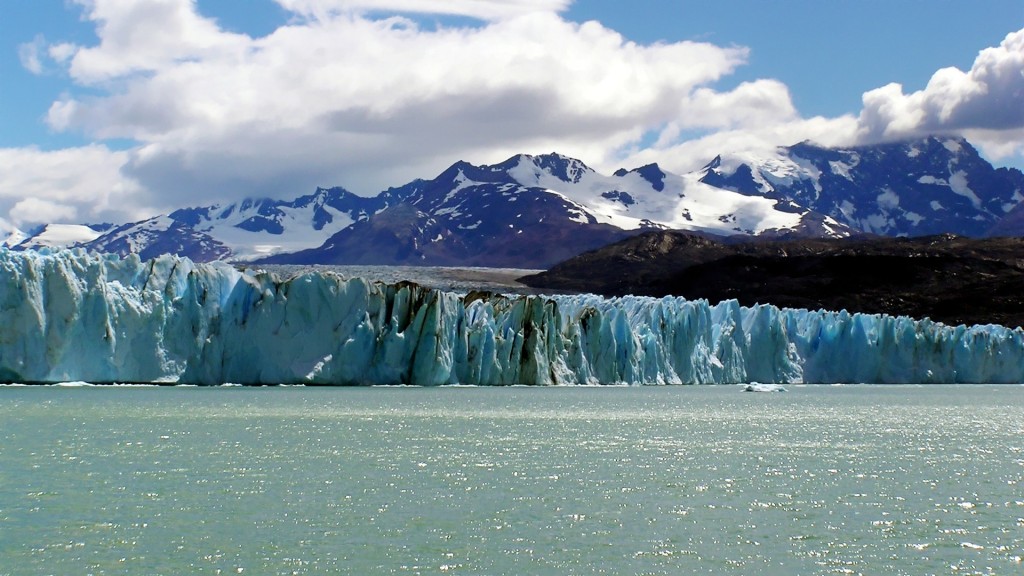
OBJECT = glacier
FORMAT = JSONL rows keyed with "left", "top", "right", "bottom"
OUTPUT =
{"left": 1, "top": 248, "right": 1022, "bottom": 385}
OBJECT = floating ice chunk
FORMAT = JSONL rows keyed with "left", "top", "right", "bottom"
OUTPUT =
{"left": 743, "top": 383, "right": 787, "bottom": 392}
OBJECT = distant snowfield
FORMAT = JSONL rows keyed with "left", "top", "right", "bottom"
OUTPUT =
{"left": 197, "top": 203, "right": 357, "bottom": 260}
{"left": 504, "top": 154, "right": 804, "bottom": 234}
{"left": 5, "top": 224, "right": 102, "bottom": 249}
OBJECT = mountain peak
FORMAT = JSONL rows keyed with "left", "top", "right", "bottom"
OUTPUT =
{"left": 432, "top": 159, "right": 500, "bottom": 188}
{"left": 531, "top": 152, "right": 592, "bottom": 183}
{"left": 482, "top": 152, "right": 594, "bottom": 186}
{"left": 491, "top": 152, "right": 593, "bottom": 184}
{"left": 630, "top": 163, "right": 667, "bottom": 192}
{"left": 702, "top": 155, "right": 723, "bottom": 171}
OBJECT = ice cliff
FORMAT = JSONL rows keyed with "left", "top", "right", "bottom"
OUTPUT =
{"left": 1, "top": 249, "right": 1022, "bottom": 385}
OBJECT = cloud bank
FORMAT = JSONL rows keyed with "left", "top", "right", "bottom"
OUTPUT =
{"left": 857, "top": 28, "right": 1024, "bottom": 160}
{"left": 0, "top": 145, "right": 143, "bottom": 227}
{"left": 6, "top": 0, "right": 1024, "bottom": 228}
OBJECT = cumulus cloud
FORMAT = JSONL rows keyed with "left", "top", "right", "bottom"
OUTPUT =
{"left": 7, "top": 1, "right": 1021, "bottom": 228}
{"left": 0, "top": 146, "right": 144, "bottom": 227}
{"left": 611, "top": 77, "right": 861, "bottom": 175}
{"left": 42, "top": 0, "right": 749, "bottom": 204}
{"left": 857, "top": 28, "right": 1024, "bottom": 157}
{"left": 10, "top": 198, "right": 78, "bottom": 225}
{"left": 633, "top": 28, "right": 1024, "bottom": 176}
{"left": 63, "top": 0, "right": 251, "bottom": 84}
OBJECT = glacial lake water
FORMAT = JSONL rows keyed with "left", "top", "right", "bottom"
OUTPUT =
{"left": 1, "top": 385, "right": 1022, "bottom": 575}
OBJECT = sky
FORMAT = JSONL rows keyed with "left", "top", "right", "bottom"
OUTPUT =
{"left": 0, "top": 0, "right": 1022, "bottom": 229}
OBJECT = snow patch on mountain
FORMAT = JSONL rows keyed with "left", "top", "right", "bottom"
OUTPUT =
{"left": 82, "top": 186, "right": 392, "bottom": 262}
{"left": 190, "top": 201, "right": 356, "bottom": 260}
{"left": 829, "top": 158, "right": 857, "bottom": 180}
{"left": 947, "top": 171, "right": 981, "bottom": 210}
{"left": 677, "top": 174, "right": 804, "bottom": 235}
{"left": 503, "top": 153, "right": 819, "bottom": 235}
{"left": 15, "top": 224, "right": 104, "bottom": 250}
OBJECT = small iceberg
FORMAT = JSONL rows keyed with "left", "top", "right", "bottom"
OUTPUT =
{"left": 743, "top": 383, "right": 787, "bottom": 392}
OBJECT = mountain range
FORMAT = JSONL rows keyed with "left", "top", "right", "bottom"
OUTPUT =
{"left": 6, "top": 135, "right": 1023, "bottom": 268}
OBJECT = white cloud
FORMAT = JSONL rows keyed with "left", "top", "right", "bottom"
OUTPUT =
{"left": 6, "top": 1, "right": 1021, "bottom": 229}
{"left": 17, "top": 35, "right": 47, "bottom": 74}
{"left": 963, "top": 127, "right": 1024, "bottom": 163}
{"left": 608, "top": 78, "right": 859, "bottom": 175}
{"left": 857, "top": 28, "right": 1024, "bottom": 143}
{"left": 9, "top": 198, "right": 78, "bottom": 225}
{"left": 275, "top": 0, "right": 573, "bottom": 21}
{"left": 619, "top": 115, "right": 860, "bottom": 177}
{"left": 639, "top": 28, "right": 1024, "bottom": 177}
{"left": 48, "top": 42, "right": 79, "bottom": 64}
{"left": 685, "top": 80, "right": 800, "bottom": 129}
{"left": 0, "top": 146, "right": 144, "bottom": 227}
{"left": 64, "top": 0, "right": 251, "bottom": 84}
{"left": 42, "top": 0, "right": 749, "bottom": 204}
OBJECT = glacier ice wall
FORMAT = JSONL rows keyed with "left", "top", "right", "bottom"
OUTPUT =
{"left": 1, "top": 249, "right": 1022, "bottom": 385}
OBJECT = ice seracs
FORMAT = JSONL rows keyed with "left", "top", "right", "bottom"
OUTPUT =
{"left": 1, "top": 249, "right": 1022, "bottom": 385}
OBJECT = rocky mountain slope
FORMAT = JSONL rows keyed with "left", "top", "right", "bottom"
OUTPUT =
{"left": 519, "top": 231, "right": 1024, "bottom": 328}
{"left": 701, "top": 136, "right": 1024, "bottom": 237}
{"left": 79, "top": 186, "right": 398, "bottom": 262}
{"left": 261, "top": 151, "right": 862, "bottom": 267}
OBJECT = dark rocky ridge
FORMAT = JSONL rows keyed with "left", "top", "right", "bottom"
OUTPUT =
{"left": 519, "top": 231, "right": 1024, "bottom": 328}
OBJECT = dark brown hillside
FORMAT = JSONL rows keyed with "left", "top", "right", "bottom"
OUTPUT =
{"left": 519, "top": 231, "right": 1024, "bottom": 328}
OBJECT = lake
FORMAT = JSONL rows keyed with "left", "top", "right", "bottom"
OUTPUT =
{"left": 1, "top": 385, "right": 1022, "bottom": 574}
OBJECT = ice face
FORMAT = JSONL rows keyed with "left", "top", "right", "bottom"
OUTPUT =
{"left": 1, "top": 248, "right": 1022, "bottom": 385}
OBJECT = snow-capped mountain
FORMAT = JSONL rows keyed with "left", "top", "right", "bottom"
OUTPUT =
{"left": 701, "top": 136, "right": 1024, "bottom": 237}
{"left": 266, "top": 152, "right": 852, "bottom": 266}
{"left": 403, "top": 152, "right": 848, "bottom": 236}
{"left": 13, "top": 135, "right": 1023, "bottom": 267}
{"left": 3, "top": 223, "right": 111, "bottom": 251}
{"left": 83, "top": 186, "right": 399, "bottom": 262}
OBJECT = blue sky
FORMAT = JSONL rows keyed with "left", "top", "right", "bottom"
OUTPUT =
{"left": 0, "top": 0, "right": 1022, "bottom": 227}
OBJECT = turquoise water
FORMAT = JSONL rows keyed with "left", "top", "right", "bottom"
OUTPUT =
{"left": 1, "top": 385, "right": 1023, "bottom": 575}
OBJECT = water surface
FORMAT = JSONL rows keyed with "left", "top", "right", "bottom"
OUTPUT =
{"left": 1, "top": 385, "right": 1022, "bottom": 574}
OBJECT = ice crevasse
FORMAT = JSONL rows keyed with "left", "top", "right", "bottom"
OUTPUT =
{"left": 1, "top": 248, "right": 1022, "bottom": 385}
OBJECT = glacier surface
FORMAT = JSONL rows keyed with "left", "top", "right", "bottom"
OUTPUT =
{"left": 1, "top": 249, "right": 1022, "bottom": 385}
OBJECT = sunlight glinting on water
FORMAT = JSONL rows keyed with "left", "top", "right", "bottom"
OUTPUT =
{"left": 1, "top": 385, "right": 1022, "bottom": 574}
